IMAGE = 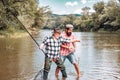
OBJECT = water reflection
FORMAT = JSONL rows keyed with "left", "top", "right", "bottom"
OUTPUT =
{"left": 0, "top": 37, "right": 35, "bottom": 80}
{"left": 0, "top": 30, "right": 120, "bottom": 80}
{"left": 75, "top": 32, "right": 120, "bottom": 80}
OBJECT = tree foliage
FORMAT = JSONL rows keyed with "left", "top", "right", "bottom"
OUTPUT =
{"left": 1, "top": 0, "right": 120, "bottom": 33}
{"left": 41, "top": 0, "right": 120, "bottom": 32}
{"left": 0, "top": 0, "right": 49, "bottom": 34}
{"left": 74, "top": 1, "right": 120, "bottom": 32}
{"left": 82, "top": 6, "right": 90, "bottom": 16}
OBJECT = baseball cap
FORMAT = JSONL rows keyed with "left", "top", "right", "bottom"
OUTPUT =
{"left": 53, "top": 26, "right": 61, "bottom": 34}
{"left": 65, "top": 24, "right": 74, "bottom": 29}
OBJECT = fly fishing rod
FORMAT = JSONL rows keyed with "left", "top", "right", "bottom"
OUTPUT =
{"left": 13, "top": 14, "right": 46, "bottom": 54}
{"left": 11, "top": 9, "right": 45, "bottom": 80}
{"left": 12, "top": 8, "right": 47, "bottom": 80}
{"left": 1, "top": 1, "right": 45, "bottom": 79}
{"left": 14, "top": 16, "right": 39, "bottom": 46}
{"left": 1, "top": 0, "right": 44, "bottom": 52}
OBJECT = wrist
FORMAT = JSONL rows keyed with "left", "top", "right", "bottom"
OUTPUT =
{"left": 66, "top": 46, "right": 69, "bottom": 49}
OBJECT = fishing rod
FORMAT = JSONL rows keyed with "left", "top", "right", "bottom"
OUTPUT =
{"left": 8, "top": 8, "right": 46, "bottom": 80}
{"left": 14, "top": 14, "right": 46, "bottom": 79}
{"left": 13, "top": 14, "right": 46, "bottom": 54}
{"left": 1, "top": 1, "right": 46, "bottom": 79}
{"left": 13, "top": 15, "right": 46, "bottom": 54}
{"left": 14, "top": 15, "right": 39, "bottom": 46}
{"left": 1, "top": 0, "right": 42, "bottom": 50}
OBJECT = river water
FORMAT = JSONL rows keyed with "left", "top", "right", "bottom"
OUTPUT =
{"left": 0, "top": 30, "right": 120, "bottom": 80}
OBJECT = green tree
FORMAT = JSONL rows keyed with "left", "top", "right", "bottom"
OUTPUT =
{"left": 32, "top": 6, "right": 51, "bottom": 28}
{"left": 93, "top": 1, "right": 105, "bottom": 14}
{"left": 82, "top": 6, "right": 90, "bottom": 16}
{"left": 64, "top": 14, "right": 76, "bottom": 25}
{"left": 0, "top": 0, "right": 49, "bottom": 34}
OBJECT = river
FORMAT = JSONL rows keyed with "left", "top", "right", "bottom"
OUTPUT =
{"left": 0, "top": 30, "right": 120, "bottom": 80}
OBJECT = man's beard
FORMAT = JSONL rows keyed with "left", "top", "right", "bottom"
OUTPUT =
{"left": 66, "top": 32, "right": 72, "bottom": 36}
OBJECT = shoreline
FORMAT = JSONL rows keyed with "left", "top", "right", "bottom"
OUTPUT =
{"left": 0, "top": 29, "right": 119, "bottom": 38}
{"left": 0, "top": 32, "right": 29, "bottom": 38}
{"left": 0, "top": 28, "right": 39, "bottom": 38}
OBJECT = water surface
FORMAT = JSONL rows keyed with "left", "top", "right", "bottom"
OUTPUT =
{"left": 0, "top": 30, "right": 120, "bottom": 80}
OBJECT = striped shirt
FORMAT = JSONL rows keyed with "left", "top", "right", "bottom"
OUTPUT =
{"left": 42, "top": 36, "right": 70, "bottom": 59}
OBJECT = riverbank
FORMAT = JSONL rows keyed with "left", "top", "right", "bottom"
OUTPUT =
{"left": 0, "top": 28, "right": 119, "bottom": 38}
{"left": 0, "top": 28, "right": 39, "bottom": 38}
{"left": 0, "top": 32, "right": 29, "bottom": 38}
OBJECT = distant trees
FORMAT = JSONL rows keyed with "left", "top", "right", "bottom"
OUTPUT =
{"left": 73, "top": 1, "right": 120, "bottom": 32}
{"left": 93, "top": 1, "right": 104, "bottom": 14}
{"left": 32, "top": 6, "right": 51, "bottom": 28}
{"left": 91, "top": 0, "right": 120, "bottom": 31}
{"left": 41, "top": 0, "right": 120, "bottom": 32}
{"left": 82, "top": 6, "right": 90, "bottom": 16}
{"left": 0, "top": 0, "right": 120, "bottom": 33}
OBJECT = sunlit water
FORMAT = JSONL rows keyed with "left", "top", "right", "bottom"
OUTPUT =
{"left": 0, "top": 30, "right": 120, "bottom": 80}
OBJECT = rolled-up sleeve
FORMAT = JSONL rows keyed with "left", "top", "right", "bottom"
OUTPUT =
{"left": 42, "top": 36, "right": 48, "bottom": 45}
{"left": 60, "top": 37, "right": 70, "bottom": 43}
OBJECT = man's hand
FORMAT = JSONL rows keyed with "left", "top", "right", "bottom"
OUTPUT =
{"left": 75, "top": 40, "right": 80, "bottom": 42}
{"left": 71, "top": 39, "right": 80, "bottom": 43}
{"left": 39, "top": 44, "right": 44, "bottom": 50}
{"left": 68, "top": 46, "right": 76, "bottom": 52}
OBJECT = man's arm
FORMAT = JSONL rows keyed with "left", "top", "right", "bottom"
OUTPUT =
{"left": 61, "top": 44, "right": 69, "bottom": 49}
{"left": 60, "top": 36, "right": 80, "bottom": 43}
{"left": 39, "top": 36, "right": 48, "bottom": 50}
{"left": 71, "top": 39, "right": 80, "bottom": 52}
{"left": 71, "top": 39, "right": 80, "bottom": 43}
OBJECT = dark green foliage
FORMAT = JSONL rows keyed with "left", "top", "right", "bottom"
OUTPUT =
{"left": 0, "top": 0, "right": 49, "bottom": 34}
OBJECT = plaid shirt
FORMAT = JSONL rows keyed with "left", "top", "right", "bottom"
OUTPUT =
{"left": 42, "top": 35, "right": 70, "bottom": 59}
{"left": 60, "top": 31, "right": 76, "bottom": 56}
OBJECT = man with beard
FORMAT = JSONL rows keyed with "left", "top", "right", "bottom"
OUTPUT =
{"left": 55, "top": 24, "right": 81, "bottom": 78}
